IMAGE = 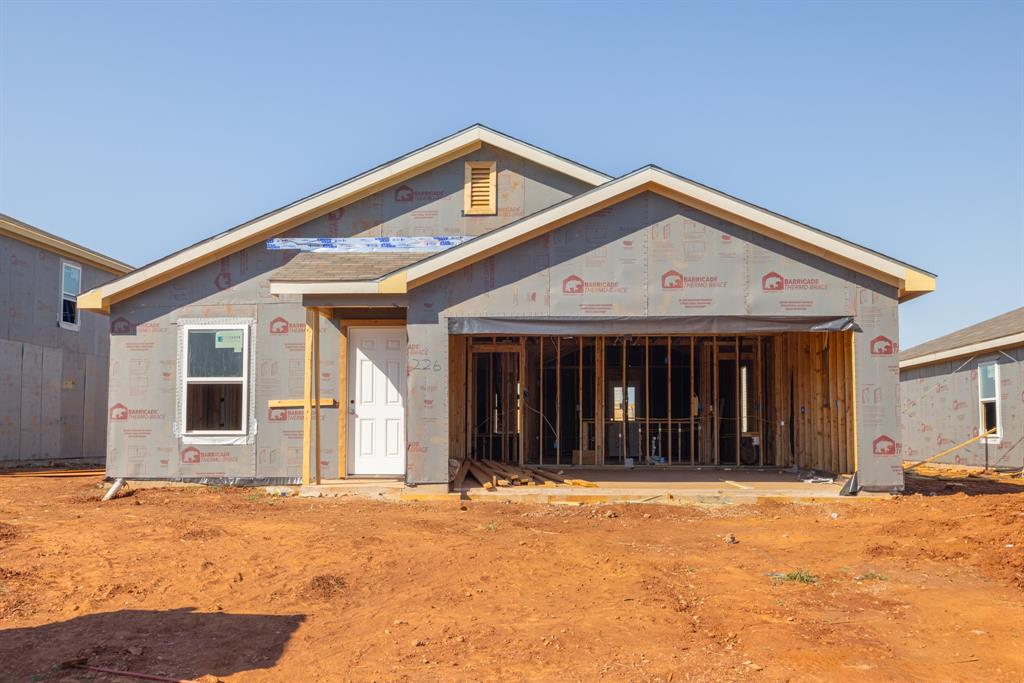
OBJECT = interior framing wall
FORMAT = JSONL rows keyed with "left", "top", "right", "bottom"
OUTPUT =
{"left": 448, "top": 330, "right": 857, "bottom": 475}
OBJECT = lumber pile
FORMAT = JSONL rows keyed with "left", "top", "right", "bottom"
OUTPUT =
{"left": 459, "top": 459, "right": 598, "bottom": 490}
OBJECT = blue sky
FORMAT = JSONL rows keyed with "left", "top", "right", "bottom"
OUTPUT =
{"left": 1, "top": 1, "right": 1020, "bottom": 347}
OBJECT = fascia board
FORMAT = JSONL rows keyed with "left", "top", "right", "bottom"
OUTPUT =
{"left": 401, "top": 167, "right": 929, "bottom": 294}
{"left": 79, "top": 126, "right": 611, "bottom": 312}
{"left": 899, "top": 332, "right": 1024, "bottom": 369}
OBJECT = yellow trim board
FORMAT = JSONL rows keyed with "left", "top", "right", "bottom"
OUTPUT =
{"left": 397, "top": 168, "right": 935, "bottom": 301}
{"left": 268, "top": 398, "right": 337, "bottom": 409}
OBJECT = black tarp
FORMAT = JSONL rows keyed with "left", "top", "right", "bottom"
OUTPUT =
{"left": 448, "top": 315, "right": 862, "bottom": 335}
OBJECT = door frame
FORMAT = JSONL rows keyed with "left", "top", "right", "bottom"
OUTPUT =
{"left": 338, "top": 320, "right": 407, "bottom": 478}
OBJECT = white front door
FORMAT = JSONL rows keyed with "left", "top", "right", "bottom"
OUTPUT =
{"left": 349, "top": 327, "right": 406, "bottom": 476}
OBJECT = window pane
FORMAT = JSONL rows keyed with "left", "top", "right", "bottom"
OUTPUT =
{"left": 979, "top": 363, "right": 997, "bottom": 400}
{"left": 186, "top": 382, "right": 243, "bottom": 431}
{"left": 61, "top": 297, "right": 78, "bottom": 325}
{"left": 187, "top": 329, "right": 244, "bottom": 378}
{"left": 62, "top": 265, "right": 81, "bottom": 295}
{"left": 982, "top": 401, "right": 998, "bottom": 434}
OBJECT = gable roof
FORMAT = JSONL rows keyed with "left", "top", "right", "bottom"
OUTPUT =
{"left": 78, "top": 124, "right": 610, "bottom": 313}
{"left": 271, "top": 166, "right": 936, "bottom": 302}
{"left": 0, "top": 213, "right": 132, "bottom": 275}
{"left": 899, "top": 307, "right": 1024, "bottom": 369}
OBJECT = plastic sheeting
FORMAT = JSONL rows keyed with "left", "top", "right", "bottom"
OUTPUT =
{"left": 448, "top": 315, "right": 862, "bottom": 335}
{"left": 267, "top": 236, "right": 473, "bottom": 253}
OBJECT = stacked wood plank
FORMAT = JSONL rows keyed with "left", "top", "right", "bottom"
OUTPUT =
{"left": 457, "top": 459, "right": 597, "bottom": 491}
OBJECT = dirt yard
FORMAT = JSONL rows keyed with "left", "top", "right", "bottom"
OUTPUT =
{"left": 1, "top": 475, "right": 1022, "bottom": 682}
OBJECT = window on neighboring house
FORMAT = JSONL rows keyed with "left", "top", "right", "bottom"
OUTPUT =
{"left": 464, "top": 161, "right": 497, "bottom": 215}
{"left": 182, "top": 325, "right": 249, "bottom": 434}
{"left": 59, "top": 262, "right": 82, "bottom": 330}
{"left": 978, "top": 361, "right": 1000, "bottom": 440}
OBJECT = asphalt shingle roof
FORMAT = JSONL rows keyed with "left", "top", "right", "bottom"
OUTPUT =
{"left": 900, "top": 307, "right": 1024, "bottom": 361}
{"left": 269, "top": 251, "right": 428, "bottom": 282}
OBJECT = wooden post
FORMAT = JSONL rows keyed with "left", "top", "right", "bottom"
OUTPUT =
{"left": 734, "top": 336, "right": 740, "bottom": 466}
{"left": 555, "top": 337, "right": 561, "bottom": 466}
{"left": 596, "top": 338, "right": 602, "bottom": 463}
{"left": 538, "top": 337, "right": 544, "bottom": 464}
{"left": 621, "top": 337, "right": 627, "bottom": 464}
{"left": 689, "top": 336, "right": 695, "bottom": 465}
{"left": 313, "top": 310, "right": 322, "bottom": 484}
{"left": 579, "top": 336, "right": 584, "bottom": 464}
{"left": 644, "top": 336, "right": 650, "bottom": 465}
{"left": 337, "top": 320, "right": 347, "bottom": 479}
{"left": 302, "top": 307, "right": 316, "bottom": 486}
{"left": 519, "top": 338, "right": 526, "bottom": 467}
{"left": 667, "top": 336, "right": 673, "bottom": 466}
{"left": 848, "top": 331, "right": 858, "bottom": 473}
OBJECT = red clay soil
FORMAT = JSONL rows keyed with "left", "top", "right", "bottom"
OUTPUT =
{"left": 0, "top": 475, "right": 1022, "bottom": 682}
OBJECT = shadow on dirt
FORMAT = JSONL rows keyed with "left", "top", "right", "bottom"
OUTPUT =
{"left": 0, "top": 607, "right": 304, "bottom": 681}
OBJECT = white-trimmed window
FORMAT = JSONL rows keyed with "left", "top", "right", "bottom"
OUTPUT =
{"left": 978, "top": 361, "right": 1000, "bottom": 441}
{"left": 182, "top": 324, "right": 249, "bottom": 435}
{"left": 59, "top": 262, "right": 82, "bottom": 330}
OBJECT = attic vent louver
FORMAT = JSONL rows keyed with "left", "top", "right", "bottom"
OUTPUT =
{"left": 464, "top": 161, "right": 496, "bottom": 215}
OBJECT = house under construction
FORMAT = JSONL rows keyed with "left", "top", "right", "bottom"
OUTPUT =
{"left": 78, "top": 125, "right": 935, "bottom": 492}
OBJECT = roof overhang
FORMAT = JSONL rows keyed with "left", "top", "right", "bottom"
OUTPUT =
{"left": 78, "top": 125, "right": 610, "bottom": 314}
{"left": 0, "top": 214, "right": 132, "bottom": 276}
{"left": 275, "top": 167, "right": 936, "bottom": 302}
{"left": 899, "top": 332, "right": 1024, "bottom": 369}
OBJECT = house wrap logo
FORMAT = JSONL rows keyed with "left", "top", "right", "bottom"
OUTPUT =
{"left": 561, "top": 274, "right": 624, "bottom": 295}
{"left": 213, "top": 271, "right": 232, "bottom": 290}
{"left": 111, "top": 317, "right": 132, "bottom": 335}
{"left": 180, "top": 447, "right": 201, "bottom": 464}
{"left": 661, "top": 270, "right": 724, "bottom": 290}
{"left": 761, "top": 271, "right": 827, "bottom": 292}
{"left": 108, "top": 403, "right": 163, "bottom": 421}
{"left": 662, "top": 270, "right": 684, "bottom": 289}
{"left": 269, "top": 316, "right": 302, "bottom": 334}
{"left": 394, "top": 184, "right": 443, "bottom": 203}
{"left": 762, "top": 272, "right": 784, "bottom": 291}
{"left": 872, "top": 435, "right": 897, "bottom": 456}
{"left": 562, "top": 275, "right": 584, "bottom": 294}
{"left": 870, "top": 335, "right": 895, "bottom": 356}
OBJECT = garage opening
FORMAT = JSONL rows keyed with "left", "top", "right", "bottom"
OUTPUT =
{"left": 450, "top": 332, "right": 855, "bottom": 475}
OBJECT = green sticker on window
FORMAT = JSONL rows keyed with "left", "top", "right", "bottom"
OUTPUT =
{"left": 215, "top": 330, "right": 244, "bottom": 352}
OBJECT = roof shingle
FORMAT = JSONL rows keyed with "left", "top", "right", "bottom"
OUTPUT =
{"left": 269, "top": 252, "right": 428, "bottom": 282}
{"left": 900, "top": 307, "right": 1024, "bottom": 362}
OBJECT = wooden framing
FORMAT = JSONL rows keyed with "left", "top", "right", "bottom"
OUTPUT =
{"left": 269, "top": 398, "right": 336, "bottom": 409}
{"left": 302, "top": 308, "right": 319, "bottom": 485}
{"left": 457, "top": 331, "right": 857, "bottom": 475}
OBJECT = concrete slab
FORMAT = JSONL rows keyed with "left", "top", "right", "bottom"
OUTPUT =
{"left": 456, "top": 467, "right": 870, "bottom": 506}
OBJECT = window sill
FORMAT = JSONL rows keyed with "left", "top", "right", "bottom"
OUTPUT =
{"left": 58, "top": 321, "right": 80, "bottom": 332}
{"left": 182, "top": 433, "right": 250, "bottom": 446}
